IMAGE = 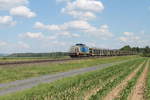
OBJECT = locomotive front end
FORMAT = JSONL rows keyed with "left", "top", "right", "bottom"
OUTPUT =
{"left": 69, "top": 44, "right": 89, "bottom": 57}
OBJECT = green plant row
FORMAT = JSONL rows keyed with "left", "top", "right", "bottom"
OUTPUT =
{"left": 114, "top": 59, "right": 147, "bottom": 100}
{"left": 49, "top": 59, "right": 141, "bottom": 100}
{"left": 0, "top": 58, "right": 144, "bottom": 100}
{"left": 89, "top": 59, "right": 146, "bottom": 100}
{"left": 145, "top": 59, "right": 150, "bottom": 100}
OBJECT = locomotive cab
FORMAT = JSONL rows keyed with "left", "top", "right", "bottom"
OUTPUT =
{"left": 69, "top": 44, "right": 89, "bottom": 57}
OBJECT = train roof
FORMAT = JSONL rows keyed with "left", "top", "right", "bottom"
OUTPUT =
{"left": 75, "top": 44, "right": 86, "bottom": 46}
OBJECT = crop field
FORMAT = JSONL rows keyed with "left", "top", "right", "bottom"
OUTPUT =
{"left": 145, "top": 61, "right": 150, "bottom": 100}
{"left": 0, "top": 56, "right": 136, "bottom": 84}
{"left": 0, "top": 56, "right": 149, "bottom": 100}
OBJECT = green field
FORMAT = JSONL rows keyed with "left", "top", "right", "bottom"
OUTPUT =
{"left": 0, "top": 56, "right": 137, "bottom": 83}
{"left": 0, "top": 57, "right": 148, "bottom": 100}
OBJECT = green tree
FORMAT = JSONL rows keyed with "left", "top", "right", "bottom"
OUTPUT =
{"left": 143, "top": 46, "right": 150, "bottom": 57}
{"left": 132, "top": 47, "right": 140, "bottom": 53}
{"left": 120, "top": 45, "right": 131, "bottom": 51}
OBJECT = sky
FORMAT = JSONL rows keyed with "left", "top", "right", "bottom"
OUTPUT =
{"left": 0, "top": 0, "right": 150, "bottom": 53}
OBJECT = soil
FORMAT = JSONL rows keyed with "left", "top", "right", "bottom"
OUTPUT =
{"left": 102, "top": 61, "right": 145, "bottom": 100}
{"left": 128, "top": 60, "right": 149, "bottom": 100}
{"left": 84, "top": 87, "right": 101, "bottom": 100}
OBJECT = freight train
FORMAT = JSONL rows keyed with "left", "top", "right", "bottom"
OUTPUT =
{"left": 69, "top": 44, "right": 136, "bottom": 57}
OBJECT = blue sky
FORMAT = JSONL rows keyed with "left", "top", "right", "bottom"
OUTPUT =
{"left": 0, "top": 0, "right": 150, "bottom": 53}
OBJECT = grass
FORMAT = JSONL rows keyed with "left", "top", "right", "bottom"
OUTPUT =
{"left": 114, "top": 59, "right": 147, "bottom": 100}
{"left": 0, "top": 56, "right": 138, "bottom": 84}
{"left": 145, "top": 59, "right": 150, "bottom": 100}
{"left": 0, "top": 58, "right": 144, "bottom": 100}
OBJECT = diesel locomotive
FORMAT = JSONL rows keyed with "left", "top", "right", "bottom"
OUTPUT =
{"left": 69, "top": 44, "right": 136, "bottom": 57}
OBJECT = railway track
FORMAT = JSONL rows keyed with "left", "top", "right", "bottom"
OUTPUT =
{"left": 0, "top": 58, "right": 77, "bottom": 66}
{"left": 0, "top": 57, "right": 101, "bottom": 66}
{"left": 0, "top": 56, "right": 128, "bottom": 66}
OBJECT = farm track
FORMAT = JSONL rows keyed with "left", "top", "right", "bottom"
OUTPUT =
{"left": 128, "top": 60, "right": 149, "bottom": 100}
{"left": 0, "top": 60, "right": 131, "bottom": 96}
{"left": 102, "top": 60, "right": 146, "bottom": 100}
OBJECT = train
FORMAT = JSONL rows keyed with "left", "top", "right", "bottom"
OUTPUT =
{"left": 69, "top": 44, "right": 137, "bottom": 57}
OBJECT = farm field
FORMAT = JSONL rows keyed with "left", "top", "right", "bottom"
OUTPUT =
{"left": 0, "top": 57, "right": 149, "bottom": 100}
{"left": 0, "top": 56, "right": 137, "bottom": 84}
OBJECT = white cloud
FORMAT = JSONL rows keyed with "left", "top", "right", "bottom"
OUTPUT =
{"left": 72, "top": 33, "right": 80, "bottom": 37}
{"left": 19, "top": 32, "right": 57, "bottom": 41}
{"left": 84, "top": 24, "right": 113, "bottom": 39}
{"left": 56, "top": 0, "right": 72, "bottom": 3}
{"left": 10, "top": 6, "right": 36, "bottom": 18}
{"left": 46, "top": 36, "right": 57, "bottom": 40}
{"left": 0, "top": 41, "right": 31, "bottom": 53}
{"left": 0, "top": 16, "right": 16, "bottom": 26}
{"left": 62, "top": 20, "right": 93, "bottom": 30}
{"left": 34, "top": 22, "right": 60, "bottom": 31}
{"left": 86, "top": 42, "right": 96, "bottom": 47}
{"left": 0, "top": 41, "right": 8, "bottom": 47}
{"left": 62, "top": 10, "right": 96, "bottom": 20}
{"left": 0, "top": 0, "right": 36, "bottom": 19}
{"left": 0, "top": 0, "right": 28, "bottom": 10}
{"left": 19, "top": 32, "right": 44, "bottom": 39}
{"left": 61, "top": 0, "right": 104, "bottom": 20}
{"left": 118, "top": 32, "right": 149, "bottom": 47}
{"left": 34, "top": 20, "right": 113, "bottom": 39}
{"left": 57, "top": 31, "right": 80, "bottom": 37}
{"left": 17, "top": 41, "right": 30, "bottom": 49}
{"left": 64, "top": 0, "right": 104, "bottom": 12}
{"left": 123, "top": 32, "right": 134, "bottom": 36}
{"left": 119, "top": 32, "right": 140, "bottom": 43}
{"left": 34, "top": 20, "right": 92, "bottom": 31}
{"left": 52, "top": 41, "right": 66, "bottom": 46}
{"left": 119, "top": 37, "right": 128, "bottom": 43}
{"left": 97, "top": 25, "right": 113, "bottom": 38}
{"left": 58, "top": 31, "right": 71, "bottom": 36}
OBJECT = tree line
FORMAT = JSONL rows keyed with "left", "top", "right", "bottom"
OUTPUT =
{"left": 8, "top": 52, "right": 69, "bottom": 58}
{"left": 120, "top": 45, "right": 150, "bottom": 57}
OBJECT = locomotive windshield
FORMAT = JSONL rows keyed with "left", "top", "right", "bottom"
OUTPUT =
{"left": 75, "top": 44, "right": 86, "bottom": 46}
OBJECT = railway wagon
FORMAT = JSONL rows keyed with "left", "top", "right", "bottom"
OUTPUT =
{"left": 69, "top": 44, "right": 136, "bottom": 57}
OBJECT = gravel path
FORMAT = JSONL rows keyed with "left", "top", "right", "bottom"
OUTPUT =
{"left": 0, "top": 60, "right": 132, "bottom": 96}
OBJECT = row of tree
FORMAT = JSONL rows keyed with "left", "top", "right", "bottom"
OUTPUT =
{"left": 120, "top": 45, "right": 150, "bottom": 57}
{"left": 8, "top": 52, "right": 69, "bottom": 58}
